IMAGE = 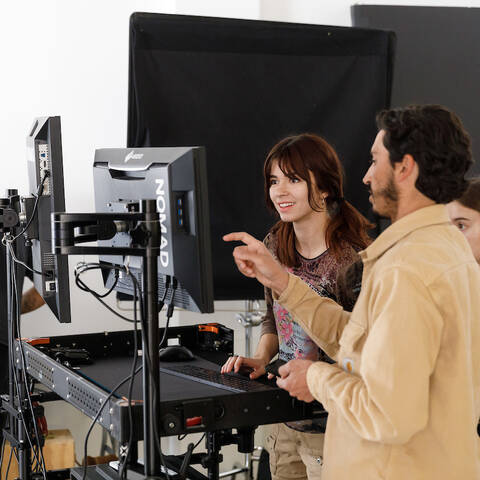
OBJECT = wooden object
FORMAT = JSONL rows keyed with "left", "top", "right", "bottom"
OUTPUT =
{"left": 1, "top": 429, "right": 75, "bottom": 479}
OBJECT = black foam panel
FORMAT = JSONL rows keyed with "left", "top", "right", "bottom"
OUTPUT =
{"left": 128, "top": 13, "right": 394, "bottom": 299}
{"left": 352, "top": 5, "right": 480, "bottom": 176}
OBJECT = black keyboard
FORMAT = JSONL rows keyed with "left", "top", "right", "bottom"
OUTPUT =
{"left": 160, "top": 365, "right": 275, "bottom": 393}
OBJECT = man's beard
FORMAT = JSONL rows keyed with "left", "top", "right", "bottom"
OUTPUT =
{"left": 370, "top": 176, "right": 398, "bottom": 219}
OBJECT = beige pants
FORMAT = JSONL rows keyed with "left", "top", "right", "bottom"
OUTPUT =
{"left": 265, "top": 423, "right": 324, "bottom": 480}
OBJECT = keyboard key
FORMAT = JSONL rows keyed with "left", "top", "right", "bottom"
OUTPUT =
{"left": 160, "top": 365, "right": 275, "bottom": 393}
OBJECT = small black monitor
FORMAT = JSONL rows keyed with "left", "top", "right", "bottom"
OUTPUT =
{"left": 93, "top": 147, "right": 214, "bottom": 314}
{"left": 26, "top": 116, "right": 71, "bottom": 323}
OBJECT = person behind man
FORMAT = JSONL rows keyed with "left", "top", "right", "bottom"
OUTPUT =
{"left": 448, "top": 177, "right": 480, "bottom": 263}
{"left": 447, "top": 178, "right": 480, "bottom": 438}
{"left": 224, "top": 105, "right": 480, "bottom": 479}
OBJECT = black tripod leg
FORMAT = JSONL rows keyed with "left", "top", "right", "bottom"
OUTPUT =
{"left": 205, "top": 432, "right": 222, "bottom": 480}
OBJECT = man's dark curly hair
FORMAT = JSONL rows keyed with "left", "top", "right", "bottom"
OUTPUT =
{"left": 376, "top": 104, "right": 473, "bottom": 203}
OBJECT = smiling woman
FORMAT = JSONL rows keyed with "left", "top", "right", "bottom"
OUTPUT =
{"left": 263, "top": 134, "right": 373, "bottom": 266}
{"left": 447, "top": 177, "right": 480, "bottom": 264}
{"left": 222, "top": 133, "right": 373, "bottom": 480}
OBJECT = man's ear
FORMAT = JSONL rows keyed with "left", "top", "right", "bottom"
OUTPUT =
{"left": 395, "top": 154, "right": 417, "bottom": 182}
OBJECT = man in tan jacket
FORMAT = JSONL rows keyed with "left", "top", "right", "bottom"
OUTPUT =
{"left": 225, "top": 105, "right": 480, "bottom": 479}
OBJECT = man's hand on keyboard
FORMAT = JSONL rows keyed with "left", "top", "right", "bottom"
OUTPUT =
{"left": 221, "top": 355, "right": 267, "bottom": 380}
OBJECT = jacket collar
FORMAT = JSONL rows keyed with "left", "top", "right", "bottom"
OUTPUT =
{"left": 360, "top": 204, "right": 451, "bottom": 262}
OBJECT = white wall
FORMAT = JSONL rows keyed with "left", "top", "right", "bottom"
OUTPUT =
{"left": 260, "top": 0, "right": 480, "bottom": 26}
{"left": 2, "top": 0, "right": 177, "bottom": 338}
{"left": 3, "top": 0, "right": 480, "bottom": 468}
{"left": 5, "top": 0, "right": 480, "bottom": 338}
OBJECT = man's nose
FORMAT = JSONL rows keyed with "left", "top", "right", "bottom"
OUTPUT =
{"left": 362, "top": 170, "right": 370, "bottom": 186}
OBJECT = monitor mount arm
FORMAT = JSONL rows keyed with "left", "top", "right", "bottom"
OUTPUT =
{"left": 0, "top": 189, "right": 23, "bottom": 234}
{"left": 53, "top": 207, "right": 252, "bottom": 480}
{"left": 0, "top": 206, "right": 19, "bottom": 232}
{"left": 52, "top": 211, "right": 151, "bottom": 255}
{"left": 52, "top": 199, "right": 164, "bottom": 478}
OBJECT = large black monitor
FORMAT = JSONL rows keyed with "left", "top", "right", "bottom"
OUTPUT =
{"left": 26, "top": 116, "right": 71, "bottom": 323}
{"left": 93, "top": 146, "right": 214, "bottom": 314}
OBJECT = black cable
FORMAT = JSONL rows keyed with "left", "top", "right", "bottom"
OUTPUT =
{"left": 130, "top": 272, "right": 172, "bottom": 479}
{"left": 75, "top": 264, "right": 119, "bottom": 298}
{"left": 6, "top": 309, "right": 39, "bottom": 475}
{"left": 125, "top": 272, "right": 171, "bottom": 479}
{"left": 74, "top": 263, "right": 137, "bottom": 323}
{"left": 29, "top": 377, "right": 36, "bottom": 395}
{"left": 10, "top": 257, "right": 48, "bottom": 479}
{"left": 7, "top": 267, "right": 27, "bottom": 468}
{"left": 10, "top": 171, "right": 49, "bottom": 243}
{"left": 193, "top": 433, "right": 206, "bottom": 451}
{"left": 2, "top": 239, "right": 43, "bottom": 275}
{"left": 75, "top": 261, "right": 172, "bottom": 478}
{"left": 118, "top": 272, "right": 139, "bottom": 480}
{"left": 1, "top": 172, "right": 51, "bottom": 300}
{"left": 171, "top": 433, "right": 205, "bottom": 478}
{"left": 80, "top": 361, "right": 143, "bottom": 480}
{"left": 154, "top": 283, "right": 178, "bottom": 478}
{"left": 73, "top": 262, "right": 133, "bottom": 475}
{"left": 159, "top": 276, "right": 177, "bottom": 349}
{"left": 8, "top": 259, "right": 41, "bottom": 468}
{"left": 75, "top": 263, "right": 148, "bottom": 480}
{"left": 95, "top": 271, "right": 119, "bottom": 298}
{"left": 12, "top": 259, "right": 47, "bottom": 477}
{"left": 32, "top": 445, "right": 41, "bottom": 473}
{"left": 159, "top": 276, "right": 172, "bottom": 348}
{"left": 162, "top": 276, "right": 171, "bottom": 305}
{"left": 177, "top": 432, "right": 206, "bottom": 451}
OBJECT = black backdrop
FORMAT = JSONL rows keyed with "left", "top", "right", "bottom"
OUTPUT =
{"left": 352, "top": 5, "right": 480, "bottom": 176}
{"left": 127, "top": 13, "right": 394, "bottom": 300}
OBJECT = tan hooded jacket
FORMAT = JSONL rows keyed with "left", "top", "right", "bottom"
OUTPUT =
{"left": 277, "top": 205, "right": 480, "bottom": 479}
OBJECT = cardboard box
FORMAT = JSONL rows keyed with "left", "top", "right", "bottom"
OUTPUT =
{"left": 1, "top": 429, "right": 75, "bottom": 479}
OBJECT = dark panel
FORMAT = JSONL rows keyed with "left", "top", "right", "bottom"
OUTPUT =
{"left": 352, "top": 5, "right": 480, "bottom": 175}
{"left": 128, "top": 13, "right": 394, "bottom": 299}
{"left": 0, "top": 243, "right": 7, "bottom": 346}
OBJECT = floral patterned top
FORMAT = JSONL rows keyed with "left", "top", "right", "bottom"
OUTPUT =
{"left": 260, "top": 230, "right": 360, "bottom": 432}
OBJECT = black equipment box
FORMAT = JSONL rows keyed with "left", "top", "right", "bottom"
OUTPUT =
{"left": 19, "top": 324, "right": 324, "bottom": 443}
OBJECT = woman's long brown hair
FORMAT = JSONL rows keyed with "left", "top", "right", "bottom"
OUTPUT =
{"left": 264, "top": 133, "right": 373, "bottom": 267}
